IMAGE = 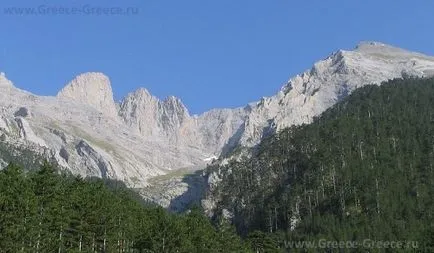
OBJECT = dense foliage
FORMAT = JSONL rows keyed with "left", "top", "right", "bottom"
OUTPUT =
{"left": 2, "top": 78, "right": 433, "bottom": 252}
{"left": 208, "top": 78, "right": 434, "bottom": 251}
{"left": 0, "top": 163, "right": 250, "bottom": 252}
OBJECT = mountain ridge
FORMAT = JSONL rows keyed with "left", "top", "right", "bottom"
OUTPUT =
{"left": 1, "top": 41, "right": 434, "bottom": 207}
{"left": 201, "top": 78, "right": 434, "bottom": 247}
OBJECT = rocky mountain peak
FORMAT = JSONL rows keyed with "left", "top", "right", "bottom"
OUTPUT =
{"left": 1, "top": 42, "right": 434, "bottom": 209}
{"left": 164, "top": 96, "right": 189, "bottom": 116}
{"left": 0, "top": 72, "right": 14, "bottom": 88}
{"left": 354, "top": 41, "right": 434, "bottom": 61}
{"left": 165, "top": 95, "right": 181, "bottom": 103}
{"left": 57, "top": 72, "right": 117, "bottom": 116}
{"left": 355, "top": 41, "right": 388, "bottom": 50}
{"left": 240, "top": 41, "right": 434, "bottom": 147}
{"left": 119, "top": 88, "right": 191, "bottom": 139}
{"left": 133, "top": 87, "right": 153, "bottom": 99}
{"left": 121, "top": 88, "right": 161, "bottom": 109}
{"left": 119, "top": 88, "right": 158, "bottom": 117}
{"left": 354, "top": 41, "right": 413, "bottom": 54}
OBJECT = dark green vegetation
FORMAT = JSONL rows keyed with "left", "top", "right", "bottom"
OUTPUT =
{"left": 1, "top": 78, "right": 433, "bottom": 252}
{"left": 0, "top": 163, "right": 250, "bottom": 252}
{"left": 208, "top": 78, "right": 434, "bottom": 252}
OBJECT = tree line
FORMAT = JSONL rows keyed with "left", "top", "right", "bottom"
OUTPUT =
{"left": 207, "top": 78, "right": 434, "bottom": 252}
{"left": 2, "top": 77, "right": 433, "bottom": 252}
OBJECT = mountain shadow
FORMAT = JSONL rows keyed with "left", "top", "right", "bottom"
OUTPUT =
{"left": 168, "top": 170, "right": 207, "bottom": 212}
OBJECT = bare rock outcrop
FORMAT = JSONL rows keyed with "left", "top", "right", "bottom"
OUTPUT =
{"left": 57, "top": 72, "right": 118, "bottom": 117}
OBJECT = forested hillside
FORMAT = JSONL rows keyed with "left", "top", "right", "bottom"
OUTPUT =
{"left": 206, "top": 78, "right": 434, "bottom": 251}
{"left": 0, "top": 163, "right": 250, "bottom": 252}
{"left": 2, "top": 78, "right": 433, "bottom": 252}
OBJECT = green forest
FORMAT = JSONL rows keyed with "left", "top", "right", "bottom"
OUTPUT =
{"left": 0, "top": 163, "right": 250, "bottom": 252}
{"left": 207, "top": 78, "right": 434, "bottom": 252}
{"left": 1, "top": 78, "right": 433, "bottom": 252}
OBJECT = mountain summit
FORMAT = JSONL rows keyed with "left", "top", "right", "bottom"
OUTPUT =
{"left": 236, "top": 41, "right": 434, "bottom": 146}
{"left": 0, "top": 72, "right": 14, "bottom": 88}
{"left": 118, "top": 88, "right": 190, "bottom": 139}
{"left": 1, "top": 42, "right": 434, "bottom": 206}
{"left": 57, "top": 72, "right": 118, "bottom": 116}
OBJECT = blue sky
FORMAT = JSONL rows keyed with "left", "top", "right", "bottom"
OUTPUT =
{"left": 0, "top": 0, "right": 433, "bottom": 114}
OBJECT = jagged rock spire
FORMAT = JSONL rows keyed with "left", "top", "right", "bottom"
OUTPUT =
{"left": 118, "top": 88, "right": 190, "bottom": 139}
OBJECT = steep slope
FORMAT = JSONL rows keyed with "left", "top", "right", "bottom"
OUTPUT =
{"left": 0, "top": 42, "right": 434, "bottom": 205}
{"left": 0, "top": 73, "right": 207, "bottom": 187}
{"left": 204, "top": 78, "right": 434, "bottom": 250}
{"left": 237, "top": 42, "right": 434, "bottom": 146}
{"left": 118, "top": 88, "right": 190, "bottom": 142}
{"left": 0, "top": 72, "right": 13, "bottom": 88}
{"left": 119, "top": 88, "right": 248, "bottom": 155}
{"left": 57, "top": 72, "right": 118, "bottom": 117}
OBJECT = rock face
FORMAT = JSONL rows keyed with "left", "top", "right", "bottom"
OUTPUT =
{"left": 15, "top": 117, "right": 47, "bottom": 147}
{"left": 200, "top": 41, "right": 434, "bottom": 215}
{"left": 0, "top": 73, "right": 206, "bottom": 188}
{"left": 57, "top": 72, "right": 118, "bottom": 117}
{"left": 236, "top": 41, "right": 434, "bottom": 146}
{"left": 0, "top": 42, "right": 434, "bottom": 206}
{"left": 0, "top": 72, "right": 13, "bottom": 88}
{"left": 14, "top": 107, "right": 30, "bottom": 118}
{"left": 119, "top": 88, "right": 190, "bottom": 141}
{"left": 119, "top": 88, "right": 248, "bottom": 155}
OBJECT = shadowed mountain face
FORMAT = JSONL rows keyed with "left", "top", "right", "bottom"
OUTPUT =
{"left": 0, "top": 42, "right": 434, "bottom": 204}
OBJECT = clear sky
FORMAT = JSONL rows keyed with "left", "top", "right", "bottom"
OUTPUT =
{"left": 0, "top": 0, "right": 433, "bottom": 114}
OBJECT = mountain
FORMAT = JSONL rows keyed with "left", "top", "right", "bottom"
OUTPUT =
{"left": 57, "top": 72, "right": 118, "bottom": 117}
{"left": 202, "top": 78, "right": 434, "bottom": 250}
{"left": 0, "top": 42, "right": 433, "bottom": 205}
{"left": 236, "top": 41, "right": 434, "bottom": 147}
{"left": 0, "top": 73, "right": 207, "bottom": 188}
{"left": 118, "top": 88, "right": 247, "bottom": 156}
